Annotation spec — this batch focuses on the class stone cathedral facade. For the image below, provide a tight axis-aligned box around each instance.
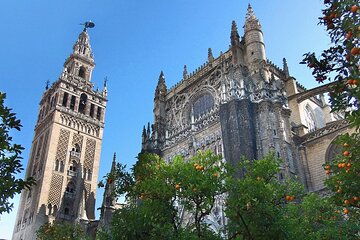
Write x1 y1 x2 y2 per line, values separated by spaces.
12 29 107 240
141 4 351 229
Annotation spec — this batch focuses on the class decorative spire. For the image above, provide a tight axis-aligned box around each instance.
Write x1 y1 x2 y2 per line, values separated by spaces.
283 58 289 78
155 71 167 99
183 65 188 80
231 21 240 47
244 4 261 32
147 122 151 137
111 152 116 172
72 30 94 60
246 4 255 20
208 48 214 62
45 79 50 90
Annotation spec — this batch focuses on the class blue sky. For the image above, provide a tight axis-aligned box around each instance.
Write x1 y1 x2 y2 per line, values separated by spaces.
0 0 329 238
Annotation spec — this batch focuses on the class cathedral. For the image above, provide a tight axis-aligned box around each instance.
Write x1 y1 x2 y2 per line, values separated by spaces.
12 4 352 240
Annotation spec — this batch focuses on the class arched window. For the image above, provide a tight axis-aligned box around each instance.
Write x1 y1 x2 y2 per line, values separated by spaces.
55 160 59 171
60 161 64 172
192 93 214 120
304 104 316 132
78 93 88 114
53 205 58 216
64 207 70 215
48 204 52 215
66 181 75 193
79 66 86 78
325 141 341 163
87 169 92 181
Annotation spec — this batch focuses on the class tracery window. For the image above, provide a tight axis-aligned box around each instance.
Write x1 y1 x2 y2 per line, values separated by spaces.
193 93 214 119
304 104 316 132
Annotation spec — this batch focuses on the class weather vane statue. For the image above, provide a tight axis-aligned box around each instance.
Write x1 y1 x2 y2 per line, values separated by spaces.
81 21 95 32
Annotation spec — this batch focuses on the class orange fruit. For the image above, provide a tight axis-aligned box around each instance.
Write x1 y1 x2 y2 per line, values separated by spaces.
347 79 354 85
353 79 358 85
324 165 331 170
175 184 181 190
347 163 352 168
343 209 349 214
351 47 360 55
343 143 349 147
326 170 331 174
346 31 353 39
213 172 219 177
353 196 359 201
350 5 358 13
344 199 350 205
343 151 350 156
337 189 342 193
338 163 342 168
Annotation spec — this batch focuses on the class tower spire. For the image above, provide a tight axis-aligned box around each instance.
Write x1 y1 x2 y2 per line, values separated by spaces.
208 48 214 62
230 21 240 47
183 65 188 80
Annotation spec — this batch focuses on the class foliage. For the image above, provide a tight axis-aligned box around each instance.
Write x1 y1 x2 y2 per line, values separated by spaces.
0 92 35 214
285 193 360 240
225 154 303 240
301 0 359 125
36 221 90 240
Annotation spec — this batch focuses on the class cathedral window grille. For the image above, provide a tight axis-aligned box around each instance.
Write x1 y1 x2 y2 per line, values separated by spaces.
79 66 86 79
193 93 214 120
78 93 88 114
70 95 76 110
62 92 68 107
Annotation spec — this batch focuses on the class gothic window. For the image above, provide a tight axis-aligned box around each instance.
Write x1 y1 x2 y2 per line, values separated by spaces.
48 204 52 215
62 92 68 107
90 104 95 118
87 169 92 181
64 207 70 215
55 160 59 171
325 141 341 163
70 95 76 110
78 93 88 114
53 205 58 216
79 66 86 79
192 93 214 119
60 161 64 172
96 107 102 121
66 181 75 193
69 160 78 172
304 104 316 132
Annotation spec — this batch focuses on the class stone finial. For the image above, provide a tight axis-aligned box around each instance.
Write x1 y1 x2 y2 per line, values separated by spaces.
283 58 289 78
231 21 240 47
208 48 214 62
246 4 255 20
183 65 188 79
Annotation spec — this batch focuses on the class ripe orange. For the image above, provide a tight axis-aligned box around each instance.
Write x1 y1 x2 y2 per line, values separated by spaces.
346 53 351 61
347 163 352 168
324 165 331 170
350 5 358 13
353 79 358 85
346 31 353 40
351 47 360 55
175 184 181 190
343 150 350 157
341 163 346 168
337 189 342 193
326 170 331 174
353 196 359 201
338 163 343 168
347 79 354 85
343 143 349 147
344 199 350 205
289 196 295 201
213 172 219 177
343 209 349 214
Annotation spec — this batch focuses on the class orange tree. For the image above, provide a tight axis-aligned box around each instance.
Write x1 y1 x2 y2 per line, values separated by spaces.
302 0 360 223
100 151 226 240
0 92 35 214
36 221 89 240
225 154 303 240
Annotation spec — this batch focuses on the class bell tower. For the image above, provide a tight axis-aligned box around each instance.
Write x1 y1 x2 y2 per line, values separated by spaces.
12 24 107 240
